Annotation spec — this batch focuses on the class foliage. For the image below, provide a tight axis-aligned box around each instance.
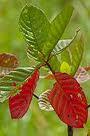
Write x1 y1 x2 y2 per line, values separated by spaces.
0 0 90 136
9 69 39 119
19 5 73 60
48 72 88 128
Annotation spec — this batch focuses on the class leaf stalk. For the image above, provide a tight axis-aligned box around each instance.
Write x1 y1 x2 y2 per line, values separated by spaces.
68 126 73 136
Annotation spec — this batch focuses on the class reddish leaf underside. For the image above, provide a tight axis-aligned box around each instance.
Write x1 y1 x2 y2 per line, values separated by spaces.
9 69 39 119
48 72 88 128
0 53 19 68
0 53 19 77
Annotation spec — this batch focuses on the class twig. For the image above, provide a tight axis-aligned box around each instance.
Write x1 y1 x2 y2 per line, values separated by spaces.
87 105 90 108
68 126 73 136
33 93 39 99
44 61 55 75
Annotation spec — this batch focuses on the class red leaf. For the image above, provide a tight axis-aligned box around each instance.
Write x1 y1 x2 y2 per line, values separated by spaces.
9 69 39 119
48 72 88 128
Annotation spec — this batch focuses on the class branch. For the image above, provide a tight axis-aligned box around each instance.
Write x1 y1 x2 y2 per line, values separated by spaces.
33 93 39 99
68 126 73 136
87 105 90 109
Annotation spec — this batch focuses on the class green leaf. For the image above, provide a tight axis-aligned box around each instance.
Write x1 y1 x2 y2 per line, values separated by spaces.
19 5 50 61
0 91 10 103
60 61 71 74
42 5 74 55
49 31 84 76
27 45 40 61
61 35 84 76
0 67 34 92
52 39 71 54
50 39 72 71
19 5 73 61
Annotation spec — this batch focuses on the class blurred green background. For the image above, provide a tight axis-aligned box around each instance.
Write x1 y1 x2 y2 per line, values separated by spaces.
0 0 90 136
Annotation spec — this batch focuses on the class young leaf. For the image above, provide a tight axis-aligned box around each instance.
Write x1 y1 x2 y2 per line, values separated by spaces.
19 5 73 61
9 69 39 119
38 90 53 111
48 72 88 128
0 53 19 77
0 67 35 92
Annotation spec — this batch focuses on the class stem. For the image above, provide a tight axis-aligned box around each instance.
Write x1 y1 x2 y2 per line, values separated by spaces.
45 62 74 136
45 61 55 75
87 105 90 108
36 62 46 70
33 93 39 99
46 62 74 136
68 126 73 136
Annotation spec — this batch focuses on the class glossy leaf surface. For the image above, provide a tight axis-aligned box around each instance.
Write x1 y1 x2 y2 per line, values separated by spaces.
49 32 84 75
19 5 73 61
48 72 88 128
0 67 35 92
9 69 39 119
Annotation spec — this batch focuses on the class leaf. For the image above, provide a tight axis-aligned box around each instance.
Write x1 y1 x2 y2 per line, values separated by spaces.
38 90 53 111
45 5 73 55
49 31 84 75
19 5 73 61
52 39 71 55
9 69 39 119
0 53 19 102
0 53 19 77
0 67 35 92
60 61 71 74
48 72 88 128
45 66 90 83
0 53 19 68
19 5 50 61
0 91 10 103
74 67 90 83
44 73 55 80
27 45 40 62
60 35 84 76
